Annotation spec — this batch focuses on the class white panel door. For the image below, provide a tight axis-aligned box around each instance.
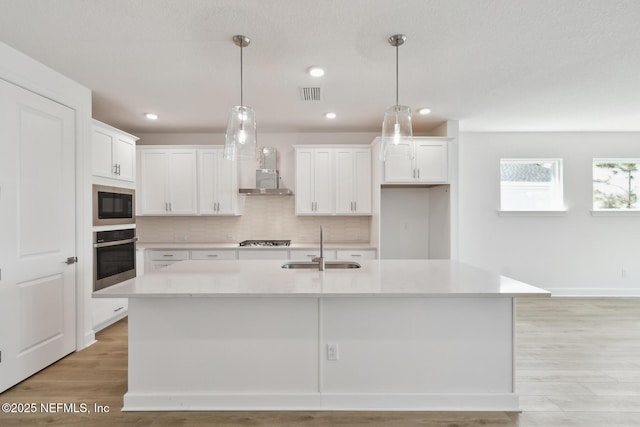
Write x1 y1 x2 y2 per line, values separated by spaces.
92 127 114 178
353 149 372 214
384 141 414 182
198 150 217 214
214 150 237 215
168 150 197 215
414 141 448 183
335 149 355 214
139 150 169 215
295 149 314 214
0 78 76 393
113 136 135 182
313 149 334 214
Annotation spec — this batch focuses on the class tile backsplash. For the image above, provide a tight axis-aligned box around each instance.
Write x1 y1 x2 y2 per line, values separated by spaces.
136 196 370 243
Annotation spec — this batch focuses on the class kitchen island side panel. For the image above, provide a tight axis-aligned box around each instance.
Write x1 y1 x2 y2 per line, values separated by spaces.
127 297 320 394
124 295 517 411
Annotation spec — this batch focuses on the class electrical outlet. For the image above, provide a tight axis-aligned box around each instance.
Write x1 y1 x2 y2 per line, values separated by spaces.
327 343 339 361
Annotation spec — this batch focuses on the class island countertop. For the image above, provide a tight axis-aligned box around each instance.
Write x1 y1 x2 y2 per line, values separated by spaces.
93 259 550 298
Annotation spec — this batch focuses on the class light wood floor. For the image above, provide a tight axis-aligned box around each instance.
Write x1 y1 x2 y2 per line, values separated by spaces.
1 298 639 426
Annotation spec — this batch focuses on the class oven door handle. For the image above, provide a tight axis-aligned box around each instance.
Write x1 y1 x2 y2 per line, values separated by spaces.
94 237 138 248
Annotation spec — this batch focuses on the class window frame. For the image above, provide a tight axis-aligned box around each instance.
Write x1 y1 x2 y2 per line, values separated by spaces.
592 157 640 215
498 158 566 215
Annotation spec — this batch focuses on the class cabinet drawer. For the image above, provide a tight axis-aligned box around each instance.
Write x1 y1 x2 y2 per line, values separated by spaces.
148 250 190 261
191 250 237 260
289 249 336 260
335 249 376 260
237 249 289 260
149 260 182 271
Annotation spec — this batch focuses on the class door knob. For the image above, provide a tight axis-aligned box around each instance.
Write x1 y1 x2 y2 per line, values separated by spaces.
65 256 78 265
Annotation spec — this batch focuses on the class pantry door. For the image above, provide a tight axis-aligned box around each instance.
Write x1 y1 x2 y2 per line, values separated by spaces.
0 78 77 393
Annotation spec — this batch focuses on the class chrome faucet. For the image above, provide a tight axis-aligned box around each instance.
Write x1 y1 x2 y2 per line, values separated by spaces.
312 224 325 271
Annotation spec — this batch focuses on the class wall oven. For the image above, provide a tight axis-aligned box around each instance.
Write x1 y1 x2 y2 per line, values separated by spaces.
94 228 137 291
93 184 135 226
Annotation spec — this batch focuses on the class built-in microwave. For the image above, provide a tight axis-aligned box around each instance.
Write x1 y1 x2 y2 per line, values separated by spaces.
93 184 135 226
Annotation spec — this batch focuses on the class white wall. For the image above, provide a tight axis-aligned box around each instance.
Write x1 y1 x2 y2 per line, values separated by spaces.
459 132 640 296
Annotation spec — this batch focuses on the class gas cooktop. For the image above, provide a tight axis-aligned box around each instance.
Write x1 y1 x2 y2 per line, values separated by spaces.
238 240 291 247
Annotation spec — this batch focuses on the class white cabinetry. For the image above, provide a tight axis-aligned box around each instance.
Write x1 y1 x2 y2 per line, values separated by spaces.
92 298 127 331
384 138 448 184
146 249 190 272
336 249 377 260
295 145 372 216
335 148 372 214
237 249 290 260
198 149 238 215
138 149 197 215
289 249 337 260
92 120 137 182
295 148 334 215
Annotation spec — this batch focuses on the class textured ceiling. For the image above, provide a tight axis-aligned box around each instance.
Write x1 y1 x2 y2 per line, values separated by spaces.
1 0 640 135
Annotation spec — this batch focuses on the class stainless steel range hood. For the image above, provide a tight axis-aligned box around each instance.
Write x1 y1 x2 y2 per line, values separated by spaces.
239 147 293 195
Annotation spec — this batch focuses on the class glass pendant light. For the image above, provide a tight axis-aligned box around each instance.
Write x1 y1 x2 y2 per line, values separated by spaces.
224 35 258 161
380 34 413 161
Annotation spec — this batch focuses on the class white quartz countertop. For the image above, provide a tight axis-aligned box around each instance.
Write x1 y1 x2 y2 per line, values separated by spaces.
94 259 550 298
137 242 375 250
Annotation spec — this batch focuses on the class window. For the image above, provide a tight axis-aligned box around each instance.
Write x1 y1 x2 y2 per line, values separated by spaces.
500 159 563 211
593 159 639 210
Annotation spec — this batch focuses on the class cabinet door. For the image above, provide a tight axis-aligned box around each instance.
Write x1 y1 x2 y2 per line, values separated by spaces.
335 149 355 214
353 149 372 214
92 127 115 178
414 141 448 183
113 136 136 182
168 150 197 214
139 150 169 215
295 149 314 214
313 149 334 214
384 140 414 182
198 150 217 215
214 150 238 215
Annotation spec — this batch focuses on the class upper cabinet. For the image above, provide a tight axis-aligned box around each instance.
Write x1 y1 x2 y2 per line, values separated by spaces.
335 148 372 215
295 145 372 216
136 146 239 216
92 120 138 182
383 138 448 184
295 147 334 215
198 148 239 215
137 148 198 215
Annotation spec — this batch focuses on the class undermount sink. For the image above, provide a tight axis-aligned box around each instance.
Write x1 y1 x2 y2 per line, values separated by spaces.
281 261 361 269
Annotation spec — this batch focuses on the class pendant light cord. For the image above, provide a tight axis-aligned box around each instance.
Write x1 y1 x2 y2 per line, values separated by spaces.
395 42 399 106
240 42 244 107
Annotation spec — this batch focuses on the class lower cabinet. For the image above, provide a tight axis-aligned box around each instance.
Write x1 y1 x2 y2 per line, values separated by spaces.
144 247 377 272
92 298 127 331
336 249 377 260
289 249 337 260
237 249 290 260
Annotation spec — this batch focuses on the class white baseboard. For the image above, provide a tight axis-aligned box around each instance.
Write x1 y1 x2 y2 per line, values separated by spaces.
123 392 520 412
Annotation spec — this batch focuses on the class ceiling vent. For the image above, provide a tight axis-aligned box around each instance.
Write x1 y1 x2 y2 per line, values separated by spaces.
299 86 321 101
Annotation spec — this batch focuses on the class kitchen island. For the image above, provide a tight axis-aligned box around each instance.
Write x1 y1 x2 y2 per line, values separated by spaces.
93 259 550 412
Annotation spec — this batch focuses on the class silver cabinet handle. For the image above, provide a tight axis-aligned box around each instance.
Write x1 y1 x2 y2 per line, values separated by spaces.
169 202 172 212
351 254 362 257
417 168 420 179
165 202 168 212
354 201 357 212
117 164 121 175
113 164 118 175
114 306 124 312
207 254 218 257
163 254 174 257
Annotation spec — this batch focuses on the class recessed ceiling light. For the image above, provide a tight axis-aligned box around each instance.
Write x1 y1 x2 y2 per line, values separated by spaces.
308 67 325 77
417 108 431 115
145 113 159 120
325 112 336 119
